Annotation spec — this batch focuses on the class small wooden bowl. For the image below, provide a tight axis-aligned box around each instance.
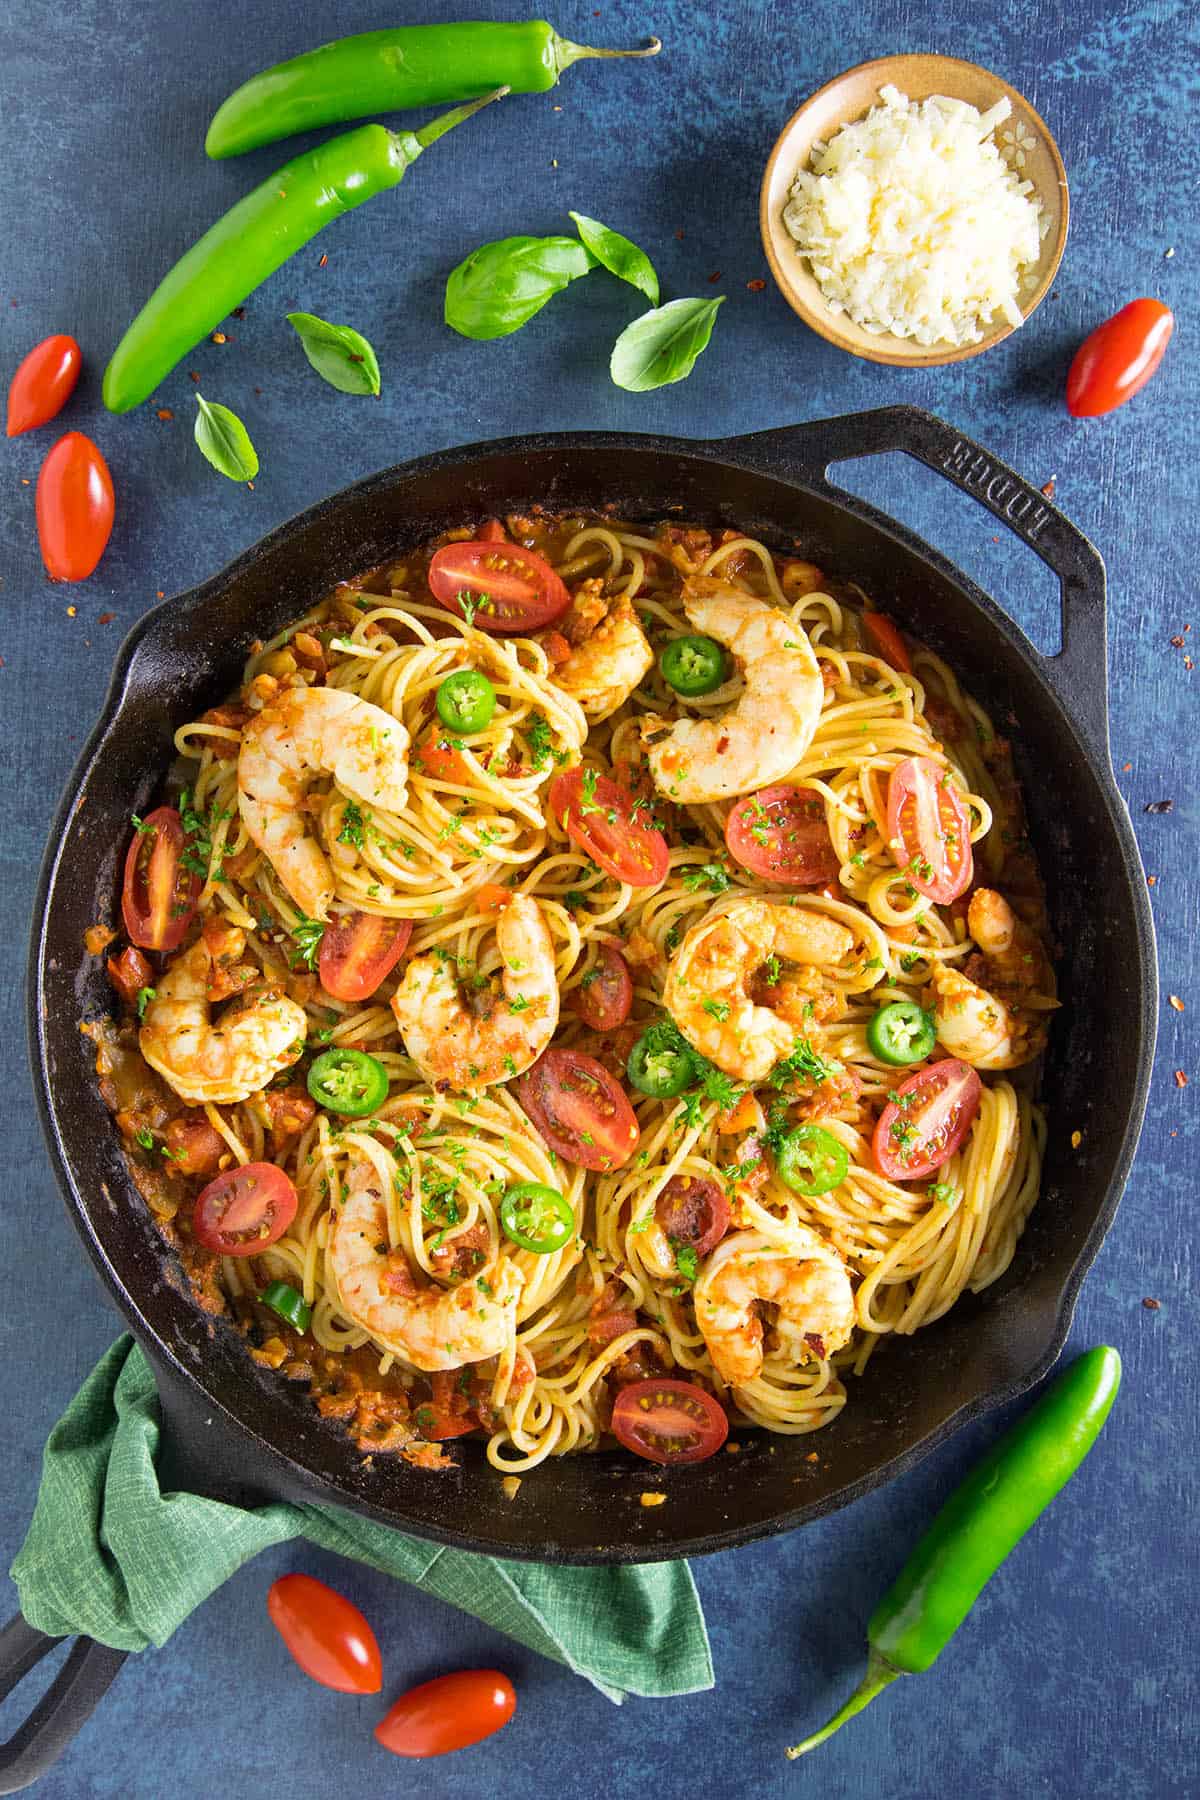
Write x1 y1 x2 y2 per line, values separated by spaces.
760 54 1069 367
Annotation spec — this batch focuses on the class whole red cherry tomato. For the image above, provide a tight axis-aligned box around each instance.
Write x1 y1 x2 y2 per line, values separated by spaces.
7 334 82 436
36 431 114 581
374 1669 516 1758
267 1574 382 1693
1066 298 1174 417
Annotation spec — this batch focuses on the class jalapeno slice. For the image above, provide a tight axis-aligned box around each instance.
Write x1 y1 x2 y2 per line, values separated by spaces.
627 1031 696 1098
659 634 727 697
776 1124 849 1196
436 669 496 734
307 1047 389 1117
262 1279 312 1333
500 1182 575 1254
867 1001 937 1067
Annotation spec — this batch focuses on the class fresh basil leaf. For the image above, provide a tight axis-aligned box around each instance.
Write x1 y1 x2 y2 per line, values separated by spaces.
445 235 595 341
569 212 659 306
193 395 259 481
610 296 725 393
286 311 380 396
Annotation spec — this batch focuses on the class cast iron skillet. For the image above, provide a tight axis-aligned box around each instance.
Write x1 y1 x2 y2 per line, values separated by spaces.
3 407 1156 1791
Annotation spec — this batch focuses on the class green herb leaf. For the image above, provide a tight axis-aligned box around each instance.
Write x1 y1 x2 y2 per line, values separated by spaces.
610 296 724 393
193 395 258 482
289 914 326 972
569 212 659 305
445 235 595 341
286 311 381 396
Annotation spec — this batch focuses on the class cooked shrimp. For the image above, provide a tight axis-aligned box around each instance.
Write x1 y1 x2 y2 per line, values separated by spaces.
694 1228 855 1388
330 1164 522 1372
550 593 653 721
140 938 306 1104
926 889 1057 1070
390 893 559 1089
238 686 410 919
640 578 824 802
663 897 855 1083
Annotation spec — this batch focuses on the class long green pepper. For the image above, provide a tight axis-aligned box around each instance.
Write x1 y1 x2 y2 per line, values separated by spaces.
205 20 661 159
787 1345 1122 1758
103 89 507 414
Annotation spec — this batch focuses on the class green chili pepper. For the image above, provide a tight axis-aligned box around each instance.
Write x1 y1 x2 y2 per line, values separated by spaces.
776 1124 848 1196
307 1047 389 1117
867 1000 937 1066
103 90 507 414
205 22 662 159
660 635 727 697
261 1280 312 1333
436 669 497 734
500 1182 575 1254
627 1031 695 1098
786 1345 1122 1759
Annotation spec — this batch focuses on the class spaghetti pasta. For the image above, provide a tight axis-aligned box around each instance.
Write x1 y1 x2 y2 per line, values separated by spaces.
93 510 1054 1477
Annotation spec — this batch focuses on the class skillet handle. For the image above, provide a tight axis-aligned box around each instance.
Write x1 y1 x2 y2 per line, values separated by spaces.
0 1614 127 1794
721 405 1110 762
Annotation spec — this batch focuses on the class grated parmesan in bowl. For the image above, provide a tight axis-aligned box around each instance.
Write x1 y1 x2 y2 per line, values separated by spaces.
782 84 1049 348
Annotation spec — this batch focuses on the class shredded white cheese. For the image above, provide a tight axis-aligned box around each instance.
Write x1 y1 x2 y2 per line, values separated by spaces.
783 85 1047 347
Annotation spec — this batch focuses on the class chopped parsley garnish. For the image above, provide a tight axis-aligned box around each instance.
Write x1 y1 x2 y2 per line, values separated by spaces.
770 1036 841 1090
762 955 781 986
338 799 366 850
134 1127 156 1151
929 1183 958 1205
578 766 601 816
178 787 225 880
136 985 157 1019
701 998 731 1023
682 861 732 895
672 1241 699 1283
289 914 326 972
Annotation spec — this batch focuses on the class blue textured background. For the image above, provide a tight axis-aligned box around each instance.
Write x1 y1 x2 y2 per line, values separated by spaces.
2 2 1196 1795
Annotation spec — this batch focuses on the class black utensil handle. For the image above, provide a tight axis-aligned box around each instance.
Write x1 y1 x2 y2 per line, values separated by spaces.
0 1614 127 1795
724 406 1110 759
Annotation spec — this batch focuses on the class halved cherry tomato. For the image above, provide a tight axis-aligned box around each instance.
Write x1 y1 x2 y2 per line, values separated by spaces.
873 1059 982 1181
375 1669 516 1759
516 1047 640 1172
415 732 470 783
318 910 412 1002
654 1174 730 1258
193 1162 298 1255
7 333 82 437
725 784 838 887
477 517 507 542
862 611 912 673
121 806 202 951
1066 298 1174 418
428 539 568 633
550 767 669 888
572 942 633 1030
415 1371 479 1441
611 1378 729 1465
35 430 114 582
886 757 973 905
267 1574 382 1694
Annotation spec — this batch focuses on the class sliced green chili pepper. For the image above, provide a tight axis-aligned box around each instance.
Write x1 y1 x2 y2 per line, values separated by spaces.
500 1182 575 1254
262 1280 312 1333
205 22 662 159
627 1030 695 1098
660 635 727 697
307 1048 389 1117
867 1000 937 1066
436 669 496 734
776 1124 848 1196
104 91 507 414
786 1345 1122 1759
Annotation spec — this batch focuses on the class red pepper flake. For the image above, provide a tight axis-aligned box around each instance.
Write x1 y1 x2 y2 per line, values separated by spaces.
1121 762 1132 772
20 478 29 486
675 228 685 240
1174 1069 1188 1088
156 590 164 599
156 407 174 422
1147 874 1157 886
707 270 722 282
232 306 246 320
98 612 115 624
1170 635 1185 648
318 253 328 267
746 278 766 291
1142 1297 1161 1311
1041 476 1057 498
188 370 200 383
1184 656 1194 670
1168 995 1185 1012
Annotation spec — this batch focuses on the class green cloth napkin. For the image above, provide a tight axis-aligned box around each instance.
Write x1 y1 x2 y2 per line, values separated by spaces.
10 1338 713 1704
